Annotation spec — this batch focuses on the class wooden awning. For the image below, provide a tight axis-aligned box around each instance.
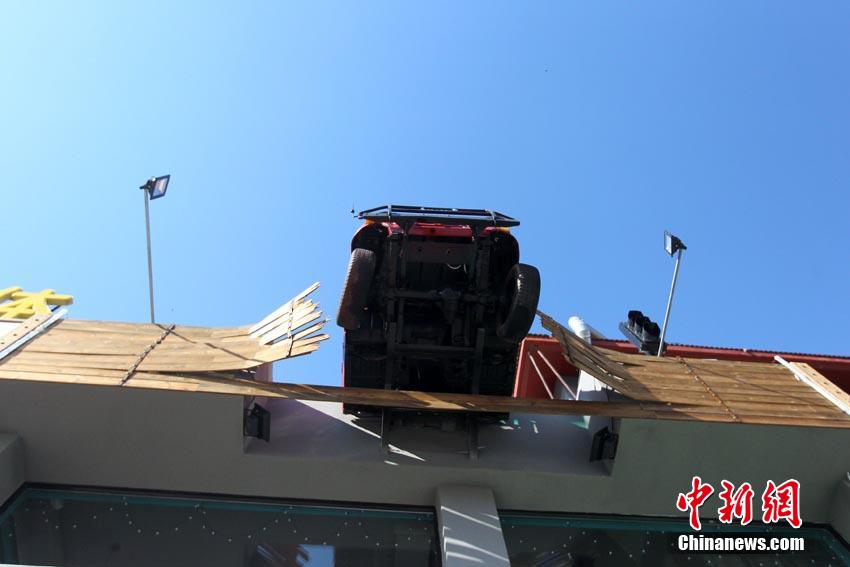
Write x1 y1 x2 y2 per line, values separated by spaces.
0 284 329 384
0 293 848 429
539 311 850 429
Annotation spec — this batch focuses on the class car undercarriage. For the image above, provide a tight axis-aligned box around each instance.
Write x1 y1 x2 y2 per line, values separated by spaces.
337 205 541 456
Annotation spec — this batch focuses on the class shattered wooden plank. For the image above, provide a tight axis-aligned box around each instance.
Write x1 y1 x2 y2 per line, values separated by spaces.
1 284 328 375
539 311 850 428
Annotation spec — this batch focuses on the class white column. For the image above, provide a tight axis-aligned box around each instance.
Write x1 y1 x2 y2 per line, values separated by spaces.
435 485 510 567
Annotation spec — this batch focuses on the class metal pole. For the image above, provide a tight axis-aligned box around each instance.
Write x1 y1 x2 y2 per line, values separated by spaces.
143 189 155 323
657 248 683 357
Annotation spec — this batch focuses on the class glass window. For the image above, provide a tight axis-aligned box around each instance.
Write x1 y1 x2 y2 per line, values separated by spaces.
501 513 850 566
0 488 440 566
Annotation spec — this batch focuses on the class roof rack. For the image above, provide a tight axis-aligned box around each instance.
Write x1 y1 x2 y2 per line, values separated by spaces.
357 205 520 228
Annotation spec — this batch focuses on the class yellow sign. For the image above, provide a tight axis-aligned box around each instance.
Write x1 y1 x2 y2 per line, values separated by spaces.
0 287 74 319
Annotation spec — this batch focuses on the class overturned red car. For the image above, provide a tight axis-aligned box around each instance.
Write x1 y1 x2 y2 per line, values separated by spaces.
337 205 540 415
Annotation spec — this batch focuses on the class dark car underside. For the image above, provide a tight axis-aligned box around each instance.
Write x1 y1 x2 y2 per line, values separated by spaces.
337 206 541 417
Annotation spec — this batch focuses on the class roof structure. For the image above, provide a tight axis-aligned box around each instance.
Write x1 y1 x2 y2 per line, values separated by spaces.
1 285 849 430
538 311 850 429
0 284 328 386
593 339 850 394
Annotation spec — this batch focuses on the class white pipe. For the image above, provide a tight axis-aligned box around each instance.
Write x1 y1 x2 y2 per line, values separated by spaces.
565 316 610 428
567 316 606 343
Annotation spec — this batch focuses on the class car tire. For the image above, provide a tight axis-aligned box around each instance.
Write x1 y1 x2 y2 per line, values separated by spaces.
497 263 541 343
337 248 377 330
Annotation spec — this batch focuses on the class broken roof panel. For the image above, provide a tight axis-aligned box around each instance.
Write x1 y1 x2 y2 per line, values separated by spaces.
0 283 328 379
539 311 850 429
1 291 849 429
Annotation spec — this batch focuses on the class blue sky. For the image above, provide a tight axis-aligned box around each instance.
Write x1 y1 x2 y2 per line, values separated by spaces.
3 2 848 386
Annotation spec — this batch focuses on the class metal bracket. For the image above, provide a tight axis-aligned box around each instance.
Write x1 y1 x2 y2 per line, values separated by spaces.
244 403 271 442
590 426 619 461
466 327 486 460
0 309 67 363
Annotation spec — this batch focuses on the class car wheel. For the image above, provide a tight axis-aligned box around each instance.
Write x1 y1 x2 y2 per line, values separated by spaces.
337 248 377 330
497 263 541 342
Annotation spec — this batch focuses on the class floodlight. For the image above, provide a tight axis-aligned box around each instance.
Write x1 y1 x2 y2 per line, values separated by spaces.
664 231 686 256
143 175 170 200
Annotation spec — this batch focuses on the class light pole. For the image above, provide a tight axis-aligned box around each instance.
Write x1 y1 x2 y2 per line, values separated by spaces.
139 175 170 323
658 230 686 357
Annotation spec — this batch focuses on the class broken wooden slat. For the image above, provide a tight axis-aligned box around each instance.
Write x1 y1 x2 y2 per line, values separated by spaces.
539 311 850 428
775 356 850 417
0 365 848 428
538 311 643 397
249 282 320 336
1 285 327 376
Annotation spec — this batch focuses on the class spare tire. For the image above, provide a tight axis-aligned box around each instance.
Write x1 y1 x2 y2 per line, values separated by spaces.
337 248 377 330
497 263 541 343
